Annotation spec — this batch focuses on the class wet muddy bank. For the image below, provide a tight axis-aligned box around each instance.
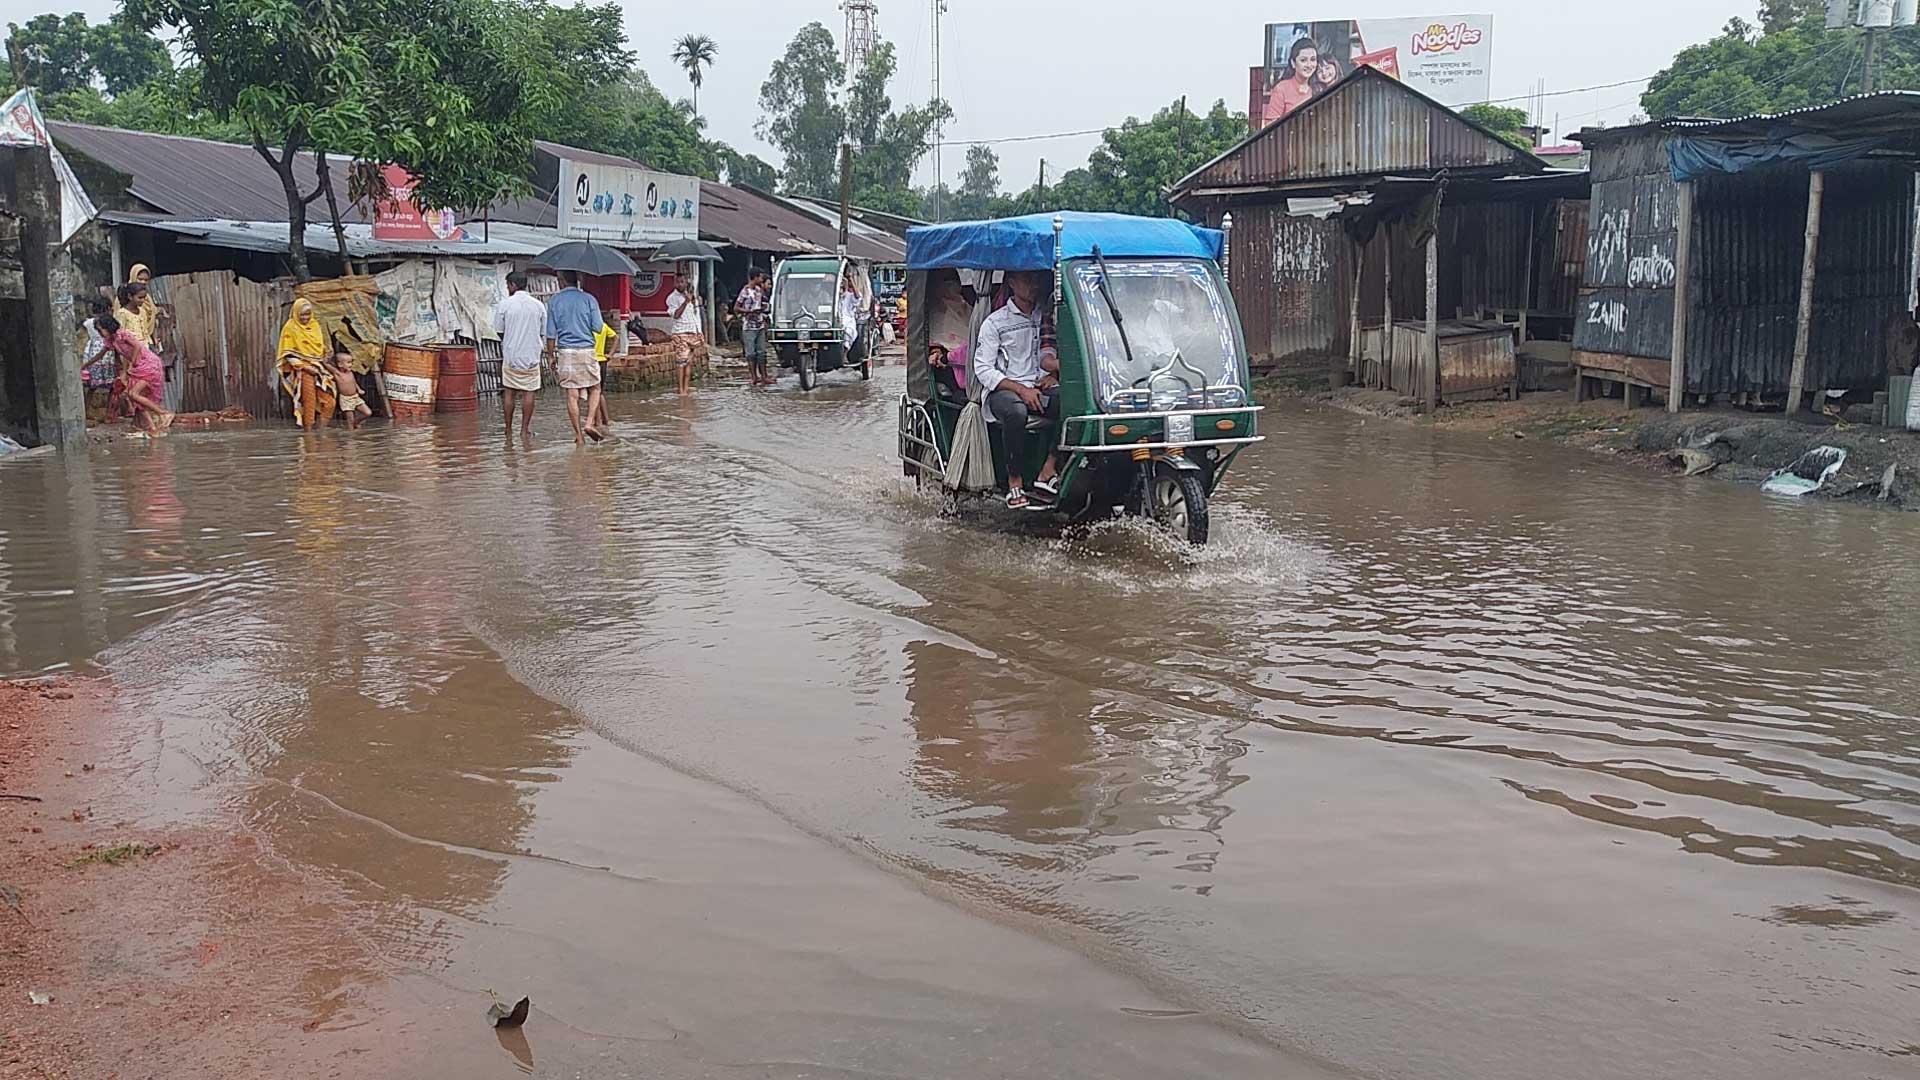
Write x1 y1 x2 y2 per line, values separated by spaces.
1264 373 1920 509
0 678 421 1079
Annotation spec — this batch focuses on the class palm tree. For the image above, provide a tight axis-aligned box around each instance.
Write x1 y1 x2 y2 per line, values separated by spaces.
672 34 718 119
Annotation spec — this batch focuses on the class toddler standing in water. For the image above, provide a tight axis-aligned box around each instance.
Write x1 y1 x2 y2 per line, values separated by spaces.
332 353 371 430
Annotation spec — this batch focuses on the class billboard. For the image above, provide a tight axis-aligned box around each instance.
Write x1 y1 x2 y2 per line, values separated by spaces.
560 158 700 246
371 164 466 243
1259 15 1494 129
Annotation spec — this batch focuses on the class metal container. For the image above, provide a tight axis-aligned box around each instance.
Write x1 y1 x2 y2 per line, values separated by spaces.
434 345 479 414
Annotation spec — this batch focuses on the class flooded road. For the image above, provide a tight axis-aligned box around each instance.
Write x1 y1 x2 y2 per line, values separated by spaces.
3 369 1918 1079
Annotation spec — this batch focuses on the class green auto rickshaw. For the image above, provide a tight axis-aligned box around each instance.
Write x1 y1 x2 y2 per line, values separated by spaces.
896 211 1261 545
770 253 879 390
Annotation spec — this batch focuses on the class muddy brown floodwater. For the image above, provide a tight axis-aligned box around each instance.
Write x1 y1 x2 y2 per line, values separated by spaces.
3 368 1918 1079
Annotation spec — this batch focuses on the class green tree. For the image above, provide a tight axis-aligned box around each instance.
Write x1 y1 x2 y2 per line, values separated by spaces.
948 143 1002 221
1459 104 1534 151
757 23 844 197
758 23 949 202
1640 4 1913 119
671 33 716 119
713 144 777 188
1048 98 1248 218
6 12 169 95
126 0 561 279
846 40 949 211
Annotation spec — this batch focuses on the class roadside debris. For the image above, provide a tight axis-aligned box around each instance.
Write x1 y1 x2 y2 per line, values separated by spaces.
486 992 531 1028
1 882 32 927
1668 447 1720 476
67 842 161 868
27 990 51 1005
1880 464 1898 501
1762 446 1847 496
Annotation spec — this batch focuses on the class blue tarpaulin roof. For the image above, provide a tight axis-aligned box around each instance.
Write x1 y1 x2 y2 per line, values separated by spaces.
906 212 1223 271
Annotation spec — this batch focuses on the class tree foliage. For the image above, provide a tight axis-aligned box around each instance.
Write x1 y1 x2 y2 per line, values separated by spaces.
1040 99 1247 218
1459 104 1533 151
671 33 715 117
758 23 949 204
1640 2 1916 120
946 143 1001 221
5 11 169 95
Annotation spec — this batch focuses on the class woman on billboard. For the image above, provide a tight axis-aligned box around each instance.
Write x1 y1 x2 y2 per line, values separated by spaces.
1263 34 1322 125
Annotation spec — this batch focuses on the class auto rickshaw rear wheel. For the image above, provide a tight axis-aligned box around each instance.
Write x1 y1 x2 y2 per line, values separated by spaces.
1150 465 1209 546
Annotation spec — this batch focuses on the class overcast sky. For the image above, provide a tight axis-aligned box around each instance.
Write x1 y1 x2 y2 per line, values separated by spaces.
7 0 1747 190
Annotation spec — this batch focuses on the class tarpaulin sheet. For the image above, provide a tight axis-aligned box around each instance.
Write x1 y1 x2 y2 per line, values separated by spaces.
295 275 384 373
907 211 1223 271
375 260 439 344
1667 131 1884 182
432 259 507 342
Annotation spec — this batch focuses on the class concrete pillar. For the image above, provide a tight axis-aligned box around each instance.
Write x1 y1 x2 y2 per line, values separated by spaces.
15 145 85 449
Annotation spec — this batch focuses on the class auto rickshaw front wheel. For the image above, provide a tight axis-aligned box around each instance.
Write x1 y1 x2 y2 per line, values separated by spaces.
798 349 818 391
1148 464 1209 546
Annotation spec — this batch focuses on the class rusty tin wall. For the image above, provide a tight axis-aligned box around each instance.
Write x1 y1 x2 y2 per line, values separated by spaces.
1227 195 1578 363
1229 202 1354 361
1688 160 1915 396
153 271 291 417
1191 72 1532 191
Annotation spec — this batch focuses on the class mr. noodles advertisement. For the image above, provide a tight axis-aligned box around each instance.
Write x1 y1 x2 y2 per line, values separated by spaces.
1258 15 1493 128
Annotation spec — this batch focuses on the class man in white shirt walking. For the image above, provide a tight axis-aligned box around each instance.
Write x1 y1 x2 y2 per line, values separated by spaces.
665 265 703 398
494 271 547 438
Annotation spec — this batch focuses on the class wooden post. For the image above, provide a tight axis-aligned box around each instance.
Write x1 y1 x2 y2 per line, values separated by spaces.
1424 229 1439 413
1348 236 1363 378
1667 180 1695 414
1381 223 1394 390
1786 170 1825 416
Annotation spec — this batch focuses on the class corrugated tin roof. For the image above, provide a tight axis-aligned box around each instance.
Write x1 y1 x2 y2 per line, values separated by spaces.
100 211 560 258
776 194 908 259
53 119 897 260
1173 66 1545 200
1576 91 1920 146
49 120 355 222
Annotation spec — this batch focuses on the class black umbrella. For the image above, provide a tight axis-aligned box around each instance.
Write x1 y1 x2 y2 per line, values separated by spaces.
648 237 723 263
533 240 640 276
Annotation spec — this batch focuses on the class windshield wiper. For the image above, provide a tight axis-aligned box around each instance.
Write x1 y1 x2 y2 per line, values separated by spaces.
1090 245 1138 376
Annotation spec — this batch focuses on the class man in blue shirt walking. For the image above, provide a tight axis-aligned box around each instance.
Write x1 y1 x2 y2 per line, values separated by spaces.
544 270 608 445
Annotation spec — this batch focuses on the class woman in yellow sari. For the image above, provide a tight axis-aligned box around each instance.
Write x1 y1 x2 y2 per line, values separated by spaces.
277 298 338 428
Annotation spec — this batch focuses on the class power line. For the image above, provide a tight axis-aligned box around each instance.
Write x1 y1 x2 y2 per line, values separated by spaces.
938 126 1105 148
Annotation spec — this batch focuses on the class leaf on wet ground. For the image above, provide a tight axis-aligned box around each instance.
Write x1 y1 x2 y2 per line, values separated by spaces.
0 883 32 928
67 842 161 868
486 995 531 1028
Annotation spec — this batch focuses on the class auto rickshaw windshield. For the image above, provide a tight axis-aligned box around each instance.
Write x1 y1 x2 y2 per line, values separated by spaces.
777 273 837 324
1070 259 1245 412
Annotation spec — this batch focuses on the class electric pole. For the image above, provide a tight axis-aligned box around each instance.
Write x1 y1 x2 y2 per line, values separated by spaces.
930 0 946 222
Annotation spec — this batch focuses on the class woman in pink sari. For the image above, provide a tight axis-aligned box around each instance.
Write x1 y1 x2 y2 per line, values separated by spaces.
85 313 172 433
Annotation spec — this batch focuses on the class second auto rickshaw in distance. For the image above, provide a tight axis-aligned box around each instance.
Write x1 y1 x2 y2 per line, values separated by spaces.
770 254 879 390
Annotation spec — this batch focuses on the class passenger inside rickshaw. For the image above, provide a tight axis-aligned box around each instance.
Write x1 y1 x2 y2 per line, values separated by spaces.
925 269 973 403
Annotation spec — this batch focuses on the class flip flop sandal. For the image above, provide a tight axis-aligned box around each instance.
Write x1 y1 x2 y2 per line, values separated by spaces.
1005 489 1030 510
1033 477 1060 498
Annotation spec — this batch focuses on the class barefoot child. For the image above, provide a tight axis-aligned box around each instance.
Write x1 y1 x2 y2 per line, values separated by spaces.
86 313 172 434
332 353 371 429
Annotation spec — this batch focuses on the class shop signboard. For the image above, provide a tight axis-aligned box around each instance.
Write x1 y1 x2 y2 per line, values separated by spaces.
372 164 466 242
1258 15 1494 130
560 158 700 245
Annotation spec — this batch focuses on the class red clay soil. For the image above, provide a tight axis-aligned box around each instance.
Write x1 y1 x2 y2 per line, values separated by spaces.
0 679 414 1079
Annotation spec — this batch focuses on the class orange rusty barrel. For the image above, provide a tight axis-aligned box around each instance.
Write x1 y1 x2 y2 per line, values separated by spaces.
382 344 437 421
434 345 478 413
